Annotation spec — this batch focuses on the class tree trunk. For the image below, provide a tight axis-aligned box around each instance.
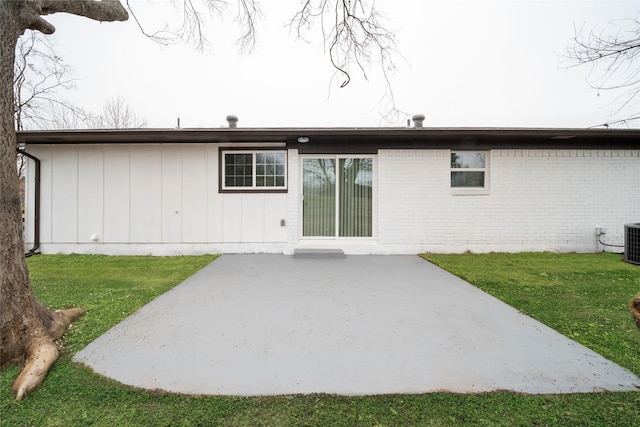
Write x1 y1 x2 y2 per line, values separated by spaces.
0 1 83 401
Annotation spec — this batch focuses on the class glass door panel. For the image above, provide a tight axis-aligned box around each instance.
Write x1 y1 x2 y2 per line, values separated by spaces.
339 158 373 237
302 157 373 238
302 158 336 237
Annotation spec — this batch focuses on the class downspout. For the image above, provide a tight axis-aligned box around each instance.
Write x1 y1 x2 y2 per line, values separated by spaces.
16 148 40 256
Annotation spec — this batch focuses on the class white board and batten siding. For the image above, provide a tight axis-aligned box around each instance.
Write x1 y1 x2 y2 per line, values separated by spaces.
25 143 288 255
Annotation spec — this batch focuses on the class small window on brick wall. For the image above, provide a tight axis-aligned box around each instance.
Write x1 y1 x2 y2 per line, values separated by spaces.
222 150 287 191
451 151 489 193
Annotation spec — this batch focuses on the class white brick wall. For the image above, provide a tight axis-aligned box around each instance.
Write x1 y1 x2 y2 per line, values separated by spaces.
377 149 640 253
286 149 301 246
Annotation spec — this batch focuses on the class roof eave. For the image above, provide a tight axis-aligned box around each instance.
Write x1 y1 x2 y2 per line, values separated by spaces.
15 127 640 149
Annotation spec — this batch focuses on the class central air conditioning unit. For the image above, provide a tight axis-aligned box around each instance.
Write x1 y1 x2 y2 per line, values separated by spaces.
624 223 640 265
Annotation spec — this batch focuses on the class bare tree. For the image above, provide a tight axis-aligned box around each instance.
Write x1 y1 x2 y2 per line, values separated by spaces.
93 96 148 128
45 100 93 129
13 29 92 203
564 17 640 127
13 30 90 130
1 0 396 401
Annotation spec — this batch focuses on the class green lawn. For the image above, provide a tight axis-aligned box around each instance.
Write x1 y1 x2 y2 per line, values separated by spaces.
1 253 639 426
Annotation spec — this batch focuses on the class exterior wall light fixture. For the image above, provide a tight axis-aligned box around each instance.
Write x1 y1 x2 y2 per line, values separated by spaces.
297 136 310 144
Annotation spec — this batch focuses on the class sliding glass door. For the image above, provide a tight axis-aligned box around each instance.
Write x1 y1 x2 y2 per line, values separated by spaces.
302 158 336 237
302 156 374 238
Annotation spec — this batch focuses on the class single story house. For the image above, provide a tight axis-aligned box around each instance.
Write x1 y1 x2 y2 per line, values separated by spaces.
17 122 640 256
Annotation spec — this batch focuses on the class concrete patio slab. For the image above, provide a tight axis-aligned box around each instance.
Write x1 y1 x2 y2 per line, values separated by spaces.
73 255 640 395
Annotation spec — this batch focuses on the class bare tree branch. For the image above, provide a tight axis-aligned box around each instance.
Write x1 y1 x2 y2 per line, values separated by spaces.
122 1 404 122
235 0 262 53
124 0 182 47
27 15 56 34
15 0 129 36
290 1 397 86
13 31 85 130
39 0 128 21
43 100 94 129
288 1 405 124
563 17 640 122
125 0 261 52
588 114 640 129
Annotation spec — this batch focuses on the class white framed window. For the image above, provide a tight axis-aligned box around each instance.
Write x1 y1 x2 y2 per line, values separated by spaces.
450 151 490 194
222 150 287 192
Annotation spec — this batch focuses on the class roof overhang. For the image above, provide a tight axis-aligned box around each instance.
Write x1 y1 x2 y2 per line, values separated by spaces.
16 127 640 152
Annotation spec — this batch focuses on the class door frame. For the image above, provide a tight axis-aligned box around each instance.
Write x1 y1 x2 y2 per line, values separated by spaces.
299 154 377 240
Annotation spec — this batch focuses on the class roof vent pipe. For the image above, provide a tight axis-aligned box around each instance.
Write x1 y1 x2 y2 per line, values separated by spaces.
412 114 425 128
226 115 238 128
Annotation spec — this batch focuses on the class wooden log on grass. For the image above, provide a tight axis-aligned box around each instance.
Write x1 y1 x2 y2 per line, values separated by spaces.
631 294 640 330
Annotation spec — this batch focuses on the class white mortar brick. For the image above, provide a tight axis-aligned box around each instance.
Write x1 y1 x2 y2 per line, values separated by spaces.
377 149 639 253
286 149 300 244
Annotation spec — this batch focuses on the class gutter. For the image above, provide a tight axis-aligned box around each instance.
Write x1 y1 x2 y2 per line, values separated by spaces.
17 148 40 257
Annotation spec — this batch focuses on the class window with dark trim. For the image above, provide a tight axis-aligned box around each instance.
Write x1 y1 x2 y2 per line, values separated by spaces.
222 150 287 191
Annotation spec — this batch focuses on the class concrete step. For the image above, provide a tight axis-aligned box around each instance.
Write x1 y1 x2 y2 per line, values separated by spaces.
293 249 345 259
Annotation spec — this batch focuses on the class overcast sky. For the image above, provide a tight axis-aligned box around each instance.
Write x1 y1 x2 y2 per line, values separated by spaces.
44 0 640 129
